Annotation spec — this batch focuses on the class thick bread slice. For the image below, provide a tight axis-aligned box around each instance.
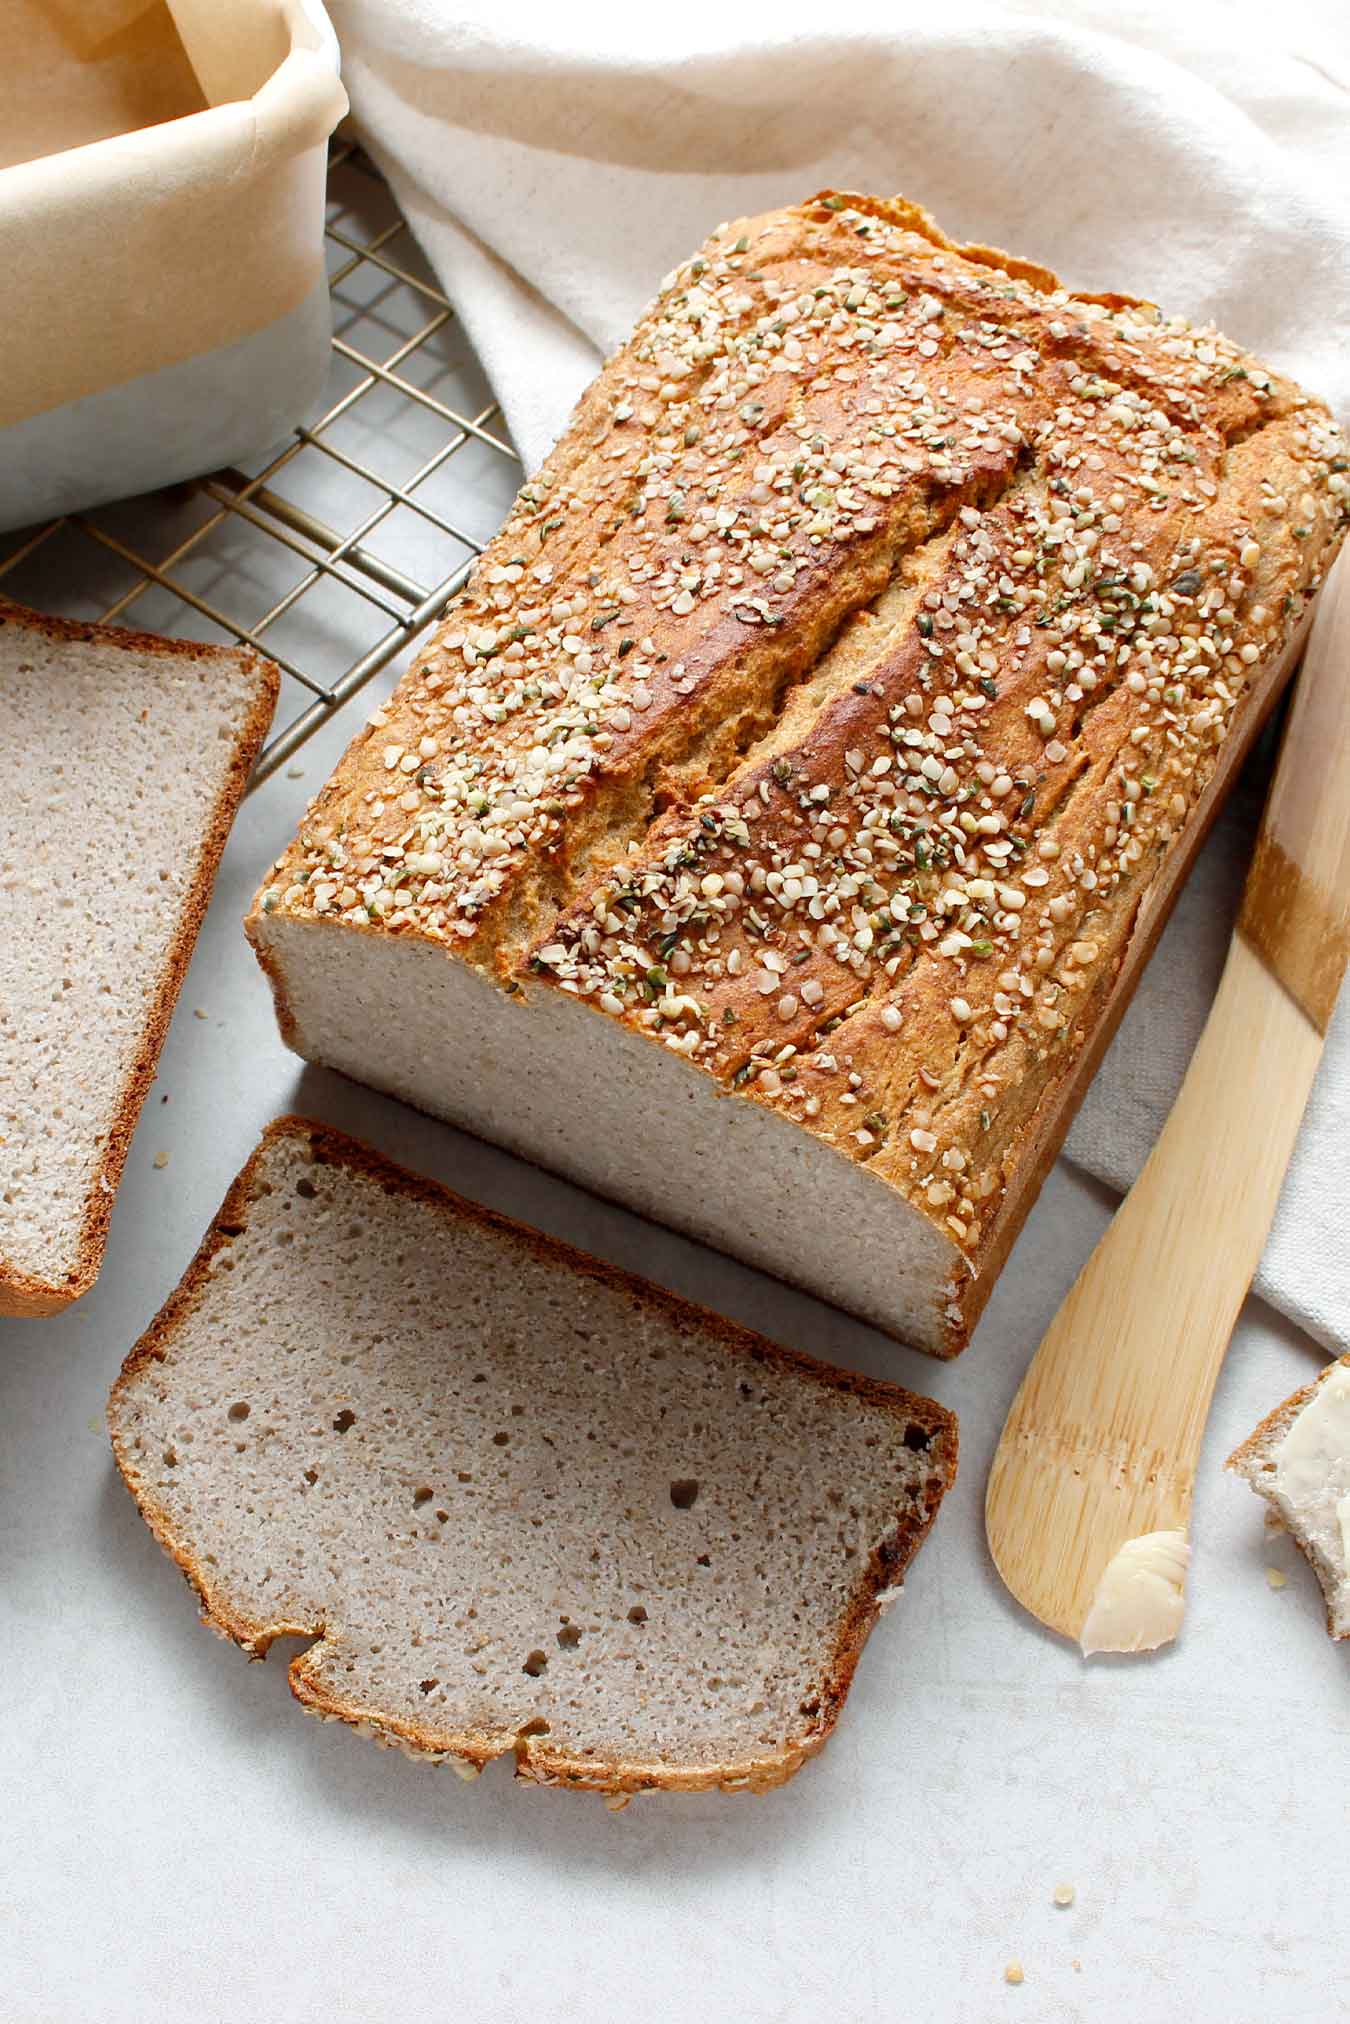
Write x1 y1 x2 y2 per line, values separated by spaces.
0 602 277 1316
248 190 1349 1356
1227 1355 1350 1641
107 1117 958 1796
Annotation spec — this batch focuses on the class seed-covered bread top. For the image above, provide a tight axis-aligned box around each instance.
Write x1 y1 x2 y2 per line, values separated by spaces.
254 192 1348 1272
108 1118 958 1794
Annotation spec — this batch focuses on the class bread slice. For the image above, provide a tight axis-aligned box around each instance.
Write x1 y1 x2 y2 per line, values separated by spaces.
247 190 1349 1356
0 602 277 1315
107 1116 958 1795
1227 1355 1350 1641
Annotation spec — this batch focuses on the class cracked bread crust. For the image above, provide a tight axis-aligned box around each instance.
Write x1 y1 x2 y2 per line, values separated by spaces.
249 191 1349 1353
108 1116 959 1795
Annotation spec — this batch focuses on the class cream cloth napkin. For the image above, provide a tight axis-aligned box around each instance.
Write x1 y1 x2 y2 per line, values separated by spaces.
327 0 1350 1349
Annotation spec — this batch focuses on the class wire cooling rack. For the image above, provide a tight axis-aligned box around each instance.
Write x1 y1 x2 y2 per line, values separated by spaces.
0 138 523 789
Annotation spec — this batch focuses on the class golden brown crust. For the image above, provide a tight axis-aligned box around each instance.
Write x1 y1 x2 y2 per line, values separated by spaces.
810 190 1124 305
109 1115 958 1793
1226 1354 1350 1642
248 191 1349 1356
525 416 1339 1354
0 599 279 1317
939 601 1312 1348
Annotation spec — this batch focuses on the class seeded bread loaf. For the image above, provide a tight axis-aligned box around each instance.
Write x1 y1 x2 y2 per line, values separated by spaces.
0 602 277 1316
248 192 1349 1355
107 1117 957 1794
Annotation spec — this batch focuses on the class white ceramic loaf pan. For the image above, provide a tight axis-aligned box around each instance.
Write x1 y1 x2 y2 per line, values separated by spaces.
0 0 347 531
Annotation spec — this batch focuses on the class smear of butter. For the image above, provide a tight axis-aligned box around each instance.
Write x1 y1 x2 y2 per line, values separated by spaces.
1273 1362 1350 1574
1079 1530 1191 1656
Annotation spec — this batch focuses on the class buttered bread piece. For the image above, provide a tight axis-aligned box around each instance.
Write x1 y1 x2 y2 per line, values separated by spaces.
1229 1356 1350 1640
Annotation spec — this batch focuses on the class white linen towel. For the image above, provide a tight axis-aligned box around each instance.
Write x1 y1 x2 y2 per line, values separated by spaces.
327 0 1350 1349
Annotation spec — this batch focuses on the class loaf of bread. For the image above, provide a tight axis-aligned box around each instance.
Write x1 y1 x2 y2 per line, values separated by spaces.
248 193 1349 1355
1 602 276 1316
108 1117 957 1794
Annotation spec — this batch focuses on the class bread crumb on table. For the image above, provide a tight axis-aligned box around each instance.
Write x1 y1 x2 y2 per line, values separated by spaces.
1053 1882 1075 1907
152 1151 170 1170
1265 1565 1288 1588
1005 1961 1025 1986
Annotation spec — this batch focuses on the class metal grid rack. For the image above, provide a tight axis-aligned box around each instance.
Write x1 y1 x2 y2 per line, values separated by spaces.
0 138 523 789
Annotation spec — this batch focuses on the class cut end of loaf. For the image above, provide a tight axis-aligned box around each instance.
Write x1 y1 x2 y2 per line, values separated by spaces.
246 907 969 1353
1227 1355 1350 1642
108 1117 958 1794
0 601 278 1317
